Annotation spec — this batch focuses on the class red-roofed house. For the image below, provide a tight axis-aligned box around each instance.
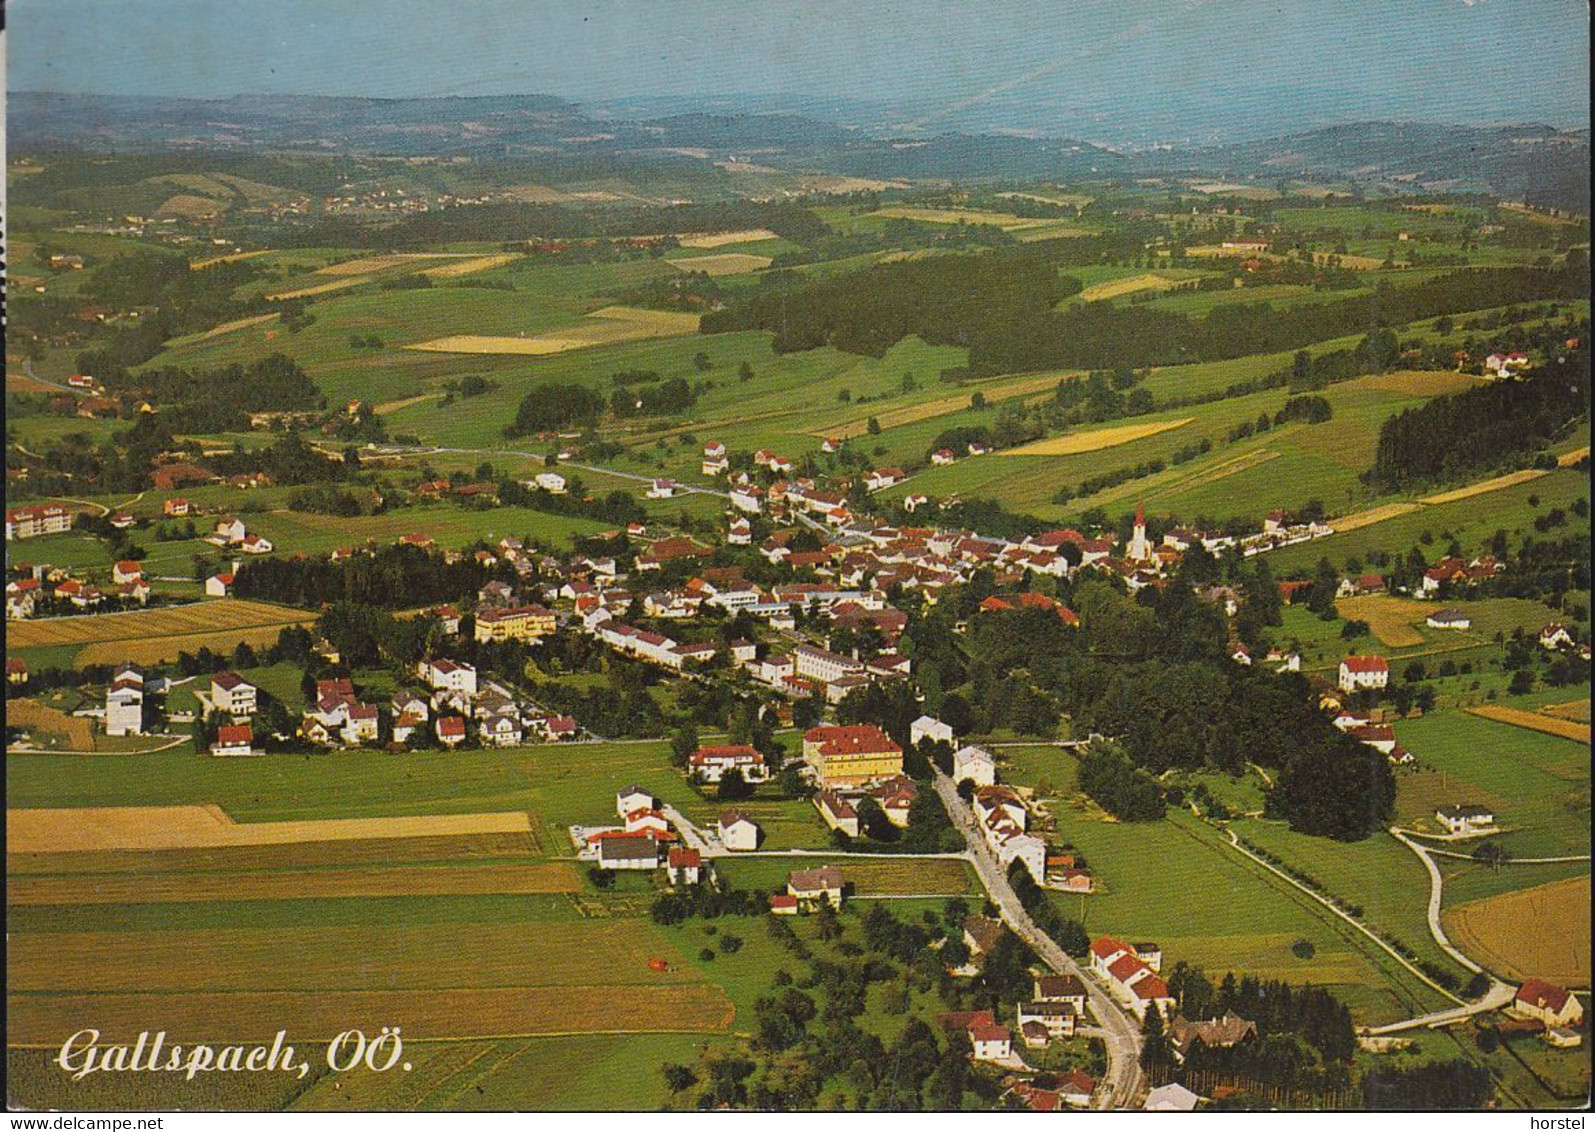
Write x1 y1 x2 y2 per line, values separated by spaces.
689 744 769 784
1338 655 1389 692
1514 980 1584 1028
667 847 703 885
211 724 255 756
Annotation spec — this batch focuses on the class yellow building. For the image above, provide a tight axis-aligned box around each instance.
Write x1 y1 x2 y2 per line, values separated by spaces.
802 724 903 787
474 604 557 644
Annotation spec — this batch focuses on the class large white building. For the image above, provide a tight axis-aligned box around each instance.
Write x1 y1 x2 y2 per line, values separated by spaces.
1338 655 1389 692
105 665 145 736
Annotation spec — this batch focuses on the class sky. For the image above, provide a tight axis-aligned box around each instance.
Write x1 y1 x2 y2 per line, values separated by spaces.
7 0 1590 127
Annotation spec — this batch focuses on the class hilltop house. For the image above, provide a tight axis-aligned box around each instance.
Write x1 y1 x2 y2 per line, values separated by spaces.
1338 655 1389 693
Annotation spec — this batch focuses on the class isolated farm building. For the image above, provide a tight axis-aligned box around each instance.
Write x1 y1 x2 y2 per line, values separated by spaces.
667 847 703 885
599 834 661 871
787 865 844 909
1514 980 1583 1028
1425 609 1471 630
931 448 957 466
1338 655 1389 692
534 471 567 493
1541 623 1576 649
209 671 257 718
717 810 760 851
1435 803 1495 834
211 724 255 756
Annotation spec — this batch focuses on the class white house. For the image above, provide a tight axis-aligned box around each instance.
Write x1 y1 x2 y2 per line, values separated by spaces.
1436 804 1495 834
1425 609 1471 630
953 744 997 788
718 810 760 851
419 658 478 697
105 666 145 736
729 485 763 513
1144 1084 1200 1112
969 1023 1013 1063
205 572 235 598
1338 655 1389 693
210 724 255 756
910 714 954 747
667 847 703 885
209 672 257 718
647 478 679 499
616 785 656 819
535 471 568 494
598 836 661 871
1514 979 1584 1028
690 744 769 784
1541 623 1575 650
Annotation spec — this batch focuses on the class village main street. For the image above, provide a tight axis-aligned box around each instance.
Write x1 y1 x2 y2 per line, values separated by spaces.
931 768 1147 1110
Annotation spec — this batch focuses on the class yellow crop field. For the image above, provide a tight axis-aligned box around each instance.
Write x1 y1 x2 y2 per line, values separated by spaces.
1444 876 1590 985
7 599 311 651
8 862 582 905
156 194 223 219
419 253 521 279
1335 594 1429 648
823 374 1066 440
872 206 1052 230
166 312 279 345
407 307 699 356
1541 699 1592 724
1312 252 1387 270
191 249 273 270
1327 501 1425 533
997 190 1095 209
265 276 371 300
8 599 315 667
675 228 778 248
669 253 772 276
1079 273 1184 302
1463 705 1590 744
315 253 471 276
1420 469 1547 505
1558 446 1589 467
1001 418 1193 457
5 805 533 853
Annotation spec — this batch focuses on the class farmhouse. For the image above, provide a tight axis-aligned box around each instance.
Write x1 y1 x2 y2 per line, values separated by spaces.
1435 803 1495 835
802 723 903 787
1540 623 1575 650
1513 980 1583 1028
1338 655 1389 693
1425 609 1472 630
964 915 1005 959
717 810 760 851
787 865 844 909
205 572 235 597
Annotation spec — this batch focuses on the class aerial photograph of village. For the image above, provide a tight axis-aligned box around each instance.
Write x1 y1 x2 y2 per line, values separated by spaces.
3 0 1590 1117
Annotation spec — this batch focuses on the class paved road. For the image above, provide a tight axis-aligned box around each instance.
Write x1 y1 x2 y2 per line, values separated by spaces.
931 768 1146 1110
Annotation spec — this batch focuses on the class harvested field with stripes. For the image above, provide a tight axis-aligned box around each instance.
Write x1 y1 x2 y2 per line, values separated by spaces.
1335 594 1430 648
1001 417 1192 457
669 252 772 276
1326 501 1425 533
7 861 581 905
824 373 1064 439
419 253 521 279
5 805 533 853
7 599 316 667
1444 876 1590 986
675 228 778 248
1420 469 1549 506
1464 705 1590 744
5 700 96 750
8 831 546 874
407 307 698 356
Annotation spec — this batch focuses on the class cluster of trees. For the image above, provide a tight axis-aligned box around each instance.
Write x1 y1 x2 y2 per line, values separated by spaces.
232 543 497 609
1078 743 1168 821
505 382 605 436
706 257 1586 379
1360 1061 1493 1110
1368 351 1590 488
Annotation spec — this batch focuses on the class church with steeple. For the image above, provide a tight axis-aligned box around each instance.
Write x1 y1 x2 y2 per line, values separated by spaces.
1126 501 1153 563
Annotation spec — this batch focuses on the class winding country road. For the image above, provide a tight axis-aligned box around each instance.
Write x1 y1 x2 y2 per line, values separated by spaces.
932 768 1146 1110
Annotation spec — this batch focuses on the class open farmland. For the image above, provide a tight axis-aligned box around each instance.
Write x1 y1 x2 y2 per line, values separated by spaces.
1421 469 1550 506
668 252 772 276
6 805 534 853
1078 272 1189 302
1001 417 1193 457
265 276 372 300
407 307 699 356
1336 594 1432 647
418 253 521 279
824 372 1065 439
6 599 315 668
5 701 97 750
716 855 977 897
1444 876 1590 986
675 228 778 248
1464 705 1590 744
